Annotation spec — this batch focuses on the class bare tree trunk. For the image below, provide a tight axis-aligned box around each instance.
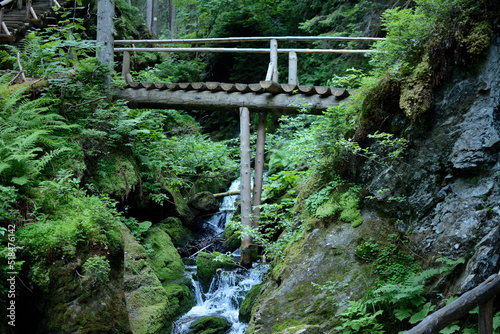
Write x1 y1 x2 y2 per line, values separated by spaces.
151 0 158 36
96 0 115 87
146 0 152 30
240 106 253 268
169 0 175 39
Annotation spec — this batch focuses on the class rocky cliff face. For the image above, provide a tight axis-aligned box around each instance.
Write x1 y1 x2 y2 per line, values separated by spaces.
248 33 500 333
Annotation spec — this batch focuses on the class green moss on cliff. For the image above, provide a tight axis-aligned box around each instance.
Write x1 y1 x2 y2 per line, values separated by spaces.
399 55 433 122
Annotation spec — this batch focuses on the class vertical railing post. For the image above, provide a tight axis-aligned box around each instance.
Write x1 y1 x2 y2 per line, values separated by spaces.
0 8 4 34
288 51 298 85
479 299 494 334
270 38 278 82
122 50 133 84
240 106 253 269
17 0 22 10
252 112 267 230
26 0 31 19
49 0 53 8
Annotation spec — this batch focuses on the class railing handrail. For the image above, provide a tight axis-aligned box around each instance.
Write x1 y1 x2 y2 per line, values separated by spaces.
407 273 500 334
113 47 374 54
116 36 383 85
114 36 385 45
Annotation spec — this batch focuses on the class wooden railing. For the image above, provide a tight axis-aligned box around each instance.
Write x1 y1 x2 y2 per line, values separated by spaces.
407 273 500 334
0 0 61 37
113 36 384 85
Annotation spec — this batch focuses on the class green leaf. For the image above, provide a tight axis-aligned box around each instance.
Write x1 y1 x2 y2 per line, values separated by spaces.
409 302 434 324
439 325 461 334
12 176 29 185
394 307 412 321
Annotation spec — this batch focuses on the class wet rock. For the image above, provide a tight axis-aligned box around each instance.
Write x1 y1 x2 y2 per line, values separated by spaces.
239 283 264 323
188 191 219 216
196 251 236 290
189 316 231 334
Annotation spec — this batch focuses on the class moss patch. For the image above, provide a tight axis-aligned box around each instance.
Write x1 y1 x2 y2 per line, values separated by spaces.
144 227 185 284
157 217 193 247
196 252 237 290
189 316 231 334
399 55 433 122
239 283 264 323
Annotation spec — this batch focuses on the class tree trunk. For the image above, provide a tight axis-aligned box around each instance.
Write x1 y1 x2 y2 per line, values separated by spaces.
96 0 115 87
146 0 152 30
169 0 175 39
151 0 158 36
252 112 267 229
240 107 253 268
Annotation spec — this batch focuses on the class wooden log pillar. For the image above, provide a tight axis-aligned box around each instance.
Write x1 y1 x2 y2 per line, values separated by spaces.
26 0 31 19
240 106 253 268
0 8 8 36
122 51 133 84
17 0 21 10
270 38 278 82
288 51 298 85
97 0 115 87
151 0 159 36
479 299 494 334
252 112 267 230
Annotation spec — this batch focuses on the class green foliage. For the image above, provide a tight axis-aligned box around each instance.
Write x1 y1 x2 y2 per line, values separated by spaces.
122 216 152 242
82 255 111 287
334 257 464 333
327 68 367 89
134 55 206 83
0 83 74 188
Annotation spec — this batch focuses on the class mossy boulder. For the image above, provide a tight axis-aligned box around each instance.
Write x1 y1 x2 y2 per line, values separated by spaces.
144 226 186 284
189 316 231 334
119 222 195 333
196 252 237 290
239 283 263 323
222 222 241 253
19 223 132 334
188 191 219 216
158 217 194 247
92 153 139 199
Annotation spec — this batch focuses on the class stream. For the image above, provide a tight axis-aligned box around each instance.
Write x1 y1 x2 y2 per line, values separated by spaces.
171 179 268 334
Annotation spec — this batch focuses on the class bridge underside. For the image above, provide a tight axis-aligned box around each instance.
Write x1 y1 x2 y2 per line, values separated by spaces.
117 85 349 114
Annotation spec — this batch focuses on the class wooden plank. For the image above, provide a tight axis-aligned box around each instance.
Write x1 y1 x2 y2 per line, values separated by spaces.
479 299 494 334
331 87 349 97
121 50 131 84
239 106 253 269
407 274 500 334
260 80 284 94
281 84 297 94
117 88 347 114
191 82 206 90
128 81 140 88
249 83 265 93
140 82 154 89
166 82 180 90
206 82 222 91
235 83 251 93
178 82 193 90
153 82 167 89
315 86 332 96
221 83 238 92
298 85 317 94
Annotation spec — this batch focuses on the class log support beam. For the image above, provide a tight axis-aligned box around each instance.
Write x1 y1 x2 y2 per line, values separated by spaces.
252 112 267 230
288 51 298 85
239 106 253 268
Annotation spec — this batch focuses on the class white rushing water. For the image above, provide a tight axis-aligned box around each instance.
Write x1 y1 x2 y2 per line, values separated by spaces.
171 178 268 334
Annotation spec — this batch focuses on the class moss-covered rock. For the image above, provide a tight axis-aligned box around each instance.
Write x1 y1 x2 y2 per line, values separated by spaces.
188 191 219 216
157 217 194 247
196 252 237 290
92 153 139 199
222 222 241 253
119 222 195 334
399 54 433 122
239 283 263 323
19 223 132 334
189 316 231 334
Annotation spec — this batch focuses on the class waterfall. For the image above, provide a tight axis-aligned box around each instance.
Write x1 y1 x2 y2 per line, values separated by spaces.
171 178 268 334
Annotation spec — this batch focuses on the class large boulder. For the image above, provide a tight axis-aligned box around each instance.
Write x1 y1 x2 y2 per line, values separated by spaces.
239 283 263 323
188 191 219 216
189 316 231 334
196 252 236 290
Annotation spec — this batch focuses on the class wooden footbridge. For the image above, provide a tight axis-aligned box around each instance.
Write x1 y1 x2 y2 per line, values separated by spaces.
0 0 66 43
111 36 384 266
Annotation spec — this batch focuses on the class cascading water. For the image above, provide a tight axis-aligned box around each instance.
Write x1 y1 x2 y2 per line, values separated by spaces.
171 179 268 334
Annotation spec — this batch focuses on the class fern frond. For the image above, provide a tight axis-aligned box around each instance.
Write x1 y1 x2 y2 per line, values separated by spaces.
32 147 70 178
